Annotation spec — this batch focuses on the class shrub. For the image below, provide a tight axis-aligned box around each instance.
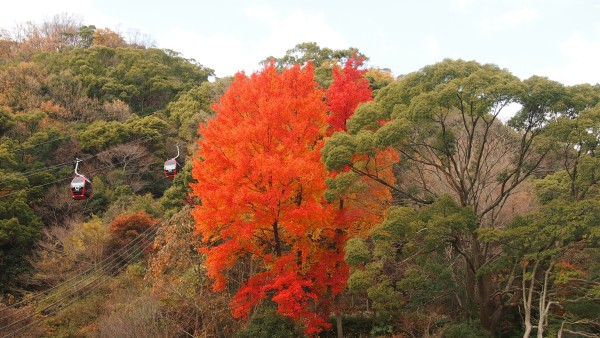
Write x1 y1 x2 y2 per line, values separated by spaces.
444 321 491 338
235 304 303 338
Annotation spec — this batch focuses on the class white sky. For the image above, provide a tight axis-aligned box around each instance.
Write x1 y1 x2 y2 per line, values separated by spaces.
1 0 599 86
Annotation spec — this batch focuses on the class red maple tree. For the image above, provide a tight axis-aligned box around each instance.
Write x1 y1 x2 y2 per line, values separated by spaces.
191 62 345 335
326 54 373 132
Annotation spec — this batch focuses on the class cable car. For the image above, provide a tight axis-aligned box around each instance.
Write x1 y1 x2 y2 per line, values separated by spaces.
70 158 92 200
70 175 93 200
163 159 178 180
164 144 180 180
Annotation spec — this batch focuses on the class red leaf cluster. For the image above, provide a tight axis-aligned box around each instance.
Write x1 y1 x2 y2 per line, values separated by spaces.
192 56 389 335
192 62 346 334
326 54 372 132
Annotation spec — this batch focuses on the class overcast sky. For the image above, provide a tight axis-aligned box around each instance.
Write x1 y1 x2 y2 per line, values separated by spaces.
1 0 599 86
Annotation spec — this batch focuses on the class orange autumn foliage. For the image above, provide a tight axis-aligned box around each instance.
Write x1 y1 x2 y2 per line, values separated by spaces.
108 211 156 250
191 62 345 335
339 149 398 237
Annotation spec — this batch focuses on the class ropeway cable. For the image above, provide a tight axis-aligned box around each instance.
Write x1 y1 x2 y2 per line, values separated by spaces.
0 157 163 199
0 219 162 318
0 229 156 338
0 134 162 186
0 221 160 337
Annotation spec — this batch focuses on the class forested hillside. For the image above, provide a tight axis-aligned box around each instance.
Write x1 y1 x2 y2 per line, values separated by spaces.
1 15 599 338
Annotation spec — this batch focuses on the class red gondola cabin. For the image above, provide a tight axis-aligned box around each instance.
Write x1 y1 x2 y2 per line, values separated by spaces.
70 175 93 200
164 159 178 180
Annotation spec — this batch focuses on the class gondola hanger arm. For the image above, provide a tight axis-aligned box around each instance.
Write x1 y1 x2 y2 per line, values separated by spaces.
170 143 180 161
74 158 83 177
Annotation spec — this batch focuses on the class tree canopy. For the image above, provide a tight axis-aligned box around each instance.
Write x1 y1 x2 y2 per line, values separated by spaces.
0 15 598 337
191 62 344 335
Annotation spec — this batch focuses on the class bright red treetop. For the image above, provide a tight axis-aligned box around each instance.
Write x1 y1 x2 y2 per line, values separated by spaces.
325 54 395 237
326 54 373 132
191 62 343 335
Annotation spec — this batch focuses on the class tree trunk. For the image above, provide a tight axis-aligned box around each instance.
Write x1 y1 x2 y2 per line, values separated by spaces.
272 220 281 257
523 323 533 338
336 312 344 338
467 234 515 335
536 261 555 338
335 199 345 338
476 259 504 333
472 238 495 333
478 273 496 332
522 260 539 338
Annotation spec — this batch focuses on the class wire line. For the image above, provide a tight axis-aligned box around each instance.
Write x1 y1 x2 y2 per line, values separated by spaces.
0 134 162 186
0 220 161 316
0 221 162 337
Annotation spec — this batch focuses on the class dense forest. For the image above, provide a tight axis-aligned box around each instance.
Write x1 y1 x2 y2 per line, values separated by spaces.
0 14 598 338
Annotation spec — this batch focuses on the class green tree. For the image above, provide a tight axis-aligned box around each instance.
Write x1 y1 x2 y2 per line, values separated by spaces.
365 68 395 96
323 59 567 333
77 25 96 48
0 192 43 290
346 197 474 335
264 42 365 70
0 108 15 135
166 77 232 141
480 95 600 337
0 130 46 290
78 120 131 152
262 42 367 87
126 115 169 150
39 46 214 114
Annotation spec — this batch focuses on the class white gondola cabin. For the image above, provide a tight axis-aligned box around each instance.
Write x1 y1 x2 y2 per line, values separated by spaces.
164 144 180 180
70 158 92 200
163 159 178 180
70 175 92 200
